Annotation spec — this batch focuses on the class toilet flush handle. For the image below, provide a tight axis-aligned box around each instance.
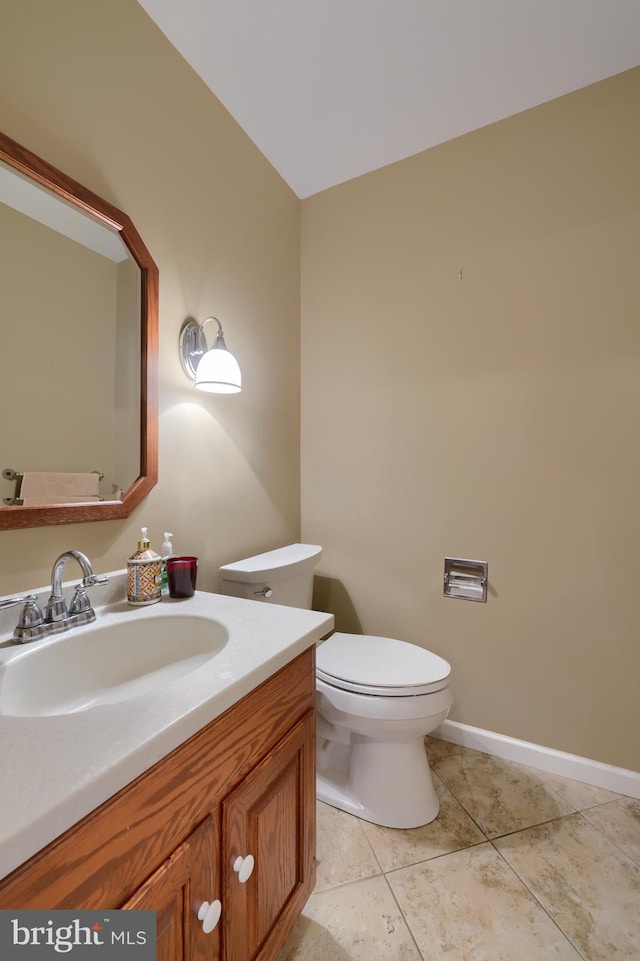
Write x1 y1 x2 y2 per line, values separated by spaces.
254 586 272 598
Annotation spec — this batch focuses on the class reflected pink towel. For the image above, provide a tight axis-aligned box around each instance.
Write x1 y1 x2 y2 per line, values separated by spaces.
19 472 100 506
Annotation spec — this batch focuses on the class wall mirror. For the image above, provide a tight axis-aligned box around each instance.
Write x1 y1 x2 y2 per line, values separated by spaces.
0 131 158 530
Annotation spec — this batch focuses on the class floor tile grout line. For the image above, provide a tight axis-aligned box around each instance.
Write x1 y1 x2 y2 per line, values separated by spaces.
486 807 640 872
429 762 480 814
484 808 585 843
377 835 588 961
488 838 590 961
432 761 621 844
381 839 488 878
313 835 589 961
300 745 640 960
304 790 638 961
430 767 491 841
429 736 630 816
579 803 640 869
357 814 387 876
380 869 427 961
576 796 625 813
586 830 640 872
312 869 385 896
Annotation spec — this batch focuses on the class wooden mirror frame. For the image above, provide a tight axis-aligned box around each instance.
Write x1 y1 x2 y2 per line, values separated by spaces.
0 131 158 529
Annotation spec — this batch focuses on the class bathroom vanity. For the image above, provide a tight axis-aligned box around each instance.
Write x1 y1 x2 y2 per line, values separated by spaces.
0 578 333 961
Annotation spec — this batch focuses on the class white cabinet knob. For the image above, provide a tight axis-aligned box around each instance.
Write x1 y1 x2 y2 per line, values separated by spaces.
232 854 255 883
197 899 222 934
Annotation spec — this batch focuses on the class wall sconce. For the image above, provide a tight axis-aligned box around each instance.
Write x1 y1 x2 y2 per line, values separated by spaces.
179 317 242 393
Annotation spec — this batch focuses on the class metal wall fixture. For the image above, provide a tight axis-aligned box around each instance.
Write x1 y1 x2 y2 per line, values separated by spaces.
2 468 104 506
443 557 488 602
179 317 242 393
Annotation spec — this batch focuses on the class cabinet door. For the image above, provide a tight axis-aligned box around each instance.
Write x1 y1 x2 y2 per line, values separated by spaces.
122 814 220 961
222 710 315 961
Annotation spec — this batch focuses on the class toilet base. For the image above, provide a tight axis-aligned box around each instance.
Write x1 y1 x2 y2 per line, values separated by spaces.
316 734 439 829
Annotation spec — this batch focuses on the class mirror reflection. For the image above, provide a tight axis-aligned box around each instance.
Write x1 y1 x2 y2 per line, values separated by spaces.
1 163 140 506
0 131 158 528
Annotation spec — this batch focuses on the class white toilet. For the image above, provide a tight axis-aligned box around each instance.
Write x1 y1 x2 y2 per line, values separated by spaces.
219 544 452 829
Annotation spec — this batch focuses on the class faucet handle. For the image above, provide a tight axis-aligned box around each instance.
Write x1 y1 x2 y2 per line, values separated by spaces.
16 596 45 631
69 574 108 617
69 585 92 616
0 595 46 641
81 573 109 588
0 594 36 610
0 594 43 622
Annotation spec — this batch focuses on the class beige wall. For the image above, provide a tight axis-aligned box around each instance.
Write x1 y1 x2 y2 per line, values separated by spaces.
301 68 640 771
0 0 301 593
1 2 638 773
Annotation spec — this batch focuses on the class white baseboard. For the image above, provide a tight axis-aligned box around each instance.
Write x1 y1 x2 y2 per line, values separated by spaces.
432 720 640 800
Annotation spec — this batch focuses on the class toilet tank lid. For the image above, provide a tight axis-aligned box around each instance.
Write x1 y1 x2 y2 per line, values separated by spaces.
219 543 322 582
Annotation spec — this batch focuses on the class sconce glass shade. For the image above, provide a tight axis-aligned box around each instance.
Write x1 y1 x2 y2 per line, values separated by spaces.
179 317 242 394
195 342 242 393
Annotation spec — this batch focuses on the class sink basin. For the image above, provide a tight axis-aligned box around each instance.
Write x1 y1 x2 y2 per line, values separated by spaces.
0 615 228 717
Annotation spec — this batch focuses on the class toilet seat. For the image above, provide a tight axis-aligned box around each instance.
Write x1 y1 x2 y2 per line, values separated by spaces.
316 632 450 697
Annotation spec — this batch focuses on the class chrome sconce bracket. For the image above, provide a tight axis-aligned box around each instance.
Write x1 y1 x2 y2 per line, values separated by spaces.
179 317 242 393
179 319 209 381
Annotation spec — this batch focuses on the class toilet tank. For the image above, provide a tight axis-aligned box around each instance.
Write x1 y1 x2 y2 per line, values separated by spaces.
219 543 322 609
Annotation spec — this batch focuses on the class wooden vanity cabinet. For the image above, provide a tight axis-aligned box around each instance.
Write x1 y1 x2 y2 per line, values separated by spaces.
123 814 219 961
223 714 314 961
0 648 316 961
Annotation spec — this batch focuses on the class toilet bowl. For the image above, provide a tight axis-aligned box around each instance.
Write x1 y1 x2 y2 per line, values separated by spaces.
219 544 453 828
316 632 451 827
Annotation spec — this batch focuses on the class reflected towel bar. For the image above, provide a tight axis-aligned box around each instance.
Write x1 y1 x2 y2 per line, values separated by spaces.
2 468 105 506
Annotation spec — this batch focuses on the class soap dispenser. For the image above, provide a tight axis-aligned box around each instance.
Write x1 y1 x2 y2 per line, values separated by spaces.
160 532 174 597
127 527 162 606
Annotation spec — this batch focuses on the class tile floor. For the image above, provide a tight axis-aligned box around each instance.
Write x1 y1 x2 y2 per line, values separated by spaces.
277 736 640 961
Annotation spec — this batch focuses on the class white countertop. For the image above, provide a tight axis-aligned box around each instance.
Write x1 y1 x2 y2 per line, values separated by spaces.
0 572 333 881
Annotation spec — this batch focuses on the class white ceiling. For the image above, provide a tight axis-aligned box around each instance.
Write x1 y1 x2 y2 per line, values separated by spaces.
137 0 640 198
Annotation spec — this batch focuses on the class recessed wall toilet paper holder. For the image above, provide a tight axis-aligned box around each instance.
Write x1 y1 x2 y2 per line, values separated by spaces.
443 558 488 602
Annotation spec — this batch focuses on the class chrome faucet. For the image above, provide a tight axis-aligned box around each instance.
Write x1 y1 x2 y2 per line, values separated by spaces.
45 550 108 623
0 550 109 643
